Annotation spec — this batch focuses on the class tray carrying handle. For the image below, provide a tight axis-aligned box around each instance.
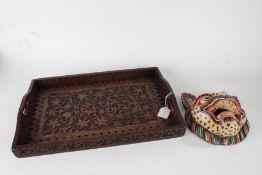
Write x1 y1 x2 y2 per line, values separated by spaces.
12 81 35 152
19 93 31 118
21 100 29 116
18 81 35 118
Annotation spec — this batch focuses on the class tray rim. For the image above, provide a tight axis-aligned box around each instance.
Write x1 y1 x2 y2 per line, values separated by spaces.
12 67 186 157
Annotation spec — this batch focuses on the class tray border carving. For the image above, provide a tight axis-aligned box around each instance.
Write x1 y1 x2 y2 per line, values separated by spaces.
12 67 186 157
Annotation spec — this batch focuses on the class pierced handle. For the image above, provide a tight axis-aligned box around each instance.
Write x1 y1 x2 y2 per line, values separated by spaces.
22 101 29 116
18 89 33 117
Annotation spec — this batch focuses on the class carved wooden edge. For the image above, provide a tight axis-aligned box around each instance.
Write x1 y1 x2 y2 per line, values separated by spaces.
12 67 186 157
12 80 37 152
34 67 158 82
13 127 186 157
154 68 186 128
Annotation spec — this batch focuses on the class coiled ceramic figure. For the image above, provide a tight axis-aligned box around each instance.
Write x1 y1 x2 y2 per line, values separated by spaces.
181 92 250 145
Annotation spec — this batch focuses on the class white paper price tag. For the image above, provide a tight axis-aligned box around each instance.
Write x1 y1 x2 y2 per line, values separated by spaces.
157 107 170 119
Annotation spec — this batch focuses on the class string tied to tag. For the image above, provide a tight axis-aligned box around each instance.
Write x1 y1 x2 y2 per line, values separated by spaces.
157 92 173 119
164 92 173 108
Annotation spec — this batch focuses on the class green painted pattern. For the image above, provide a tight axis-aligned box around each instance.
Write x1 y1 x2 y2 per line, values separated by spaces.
186 112 250 145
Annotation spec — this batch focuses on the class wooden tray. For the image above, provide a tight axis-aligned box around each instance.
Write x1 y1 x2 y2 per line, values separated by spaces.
12 67 186 157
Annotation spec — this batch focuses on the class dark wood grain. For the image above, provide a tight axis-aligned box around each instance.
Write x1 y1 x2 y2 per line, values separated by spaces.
12 67 186 157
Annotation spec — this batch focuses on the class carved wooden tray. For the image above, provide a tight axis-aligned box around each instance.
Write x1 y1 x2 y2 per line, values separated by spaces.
12 67 186 157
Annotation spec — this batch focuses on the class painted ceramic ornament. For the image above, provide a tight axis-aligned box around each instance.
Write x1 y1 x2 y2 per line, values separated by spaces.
181 92 250 145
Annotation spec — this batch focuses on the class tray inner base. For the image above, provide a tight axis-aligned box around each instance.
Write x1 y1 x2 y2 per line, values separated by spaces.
27 77 174 145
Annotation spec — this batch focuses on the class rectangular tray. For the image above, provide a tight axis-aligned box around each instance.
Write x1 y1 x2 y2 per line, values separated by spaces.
12 67 186 157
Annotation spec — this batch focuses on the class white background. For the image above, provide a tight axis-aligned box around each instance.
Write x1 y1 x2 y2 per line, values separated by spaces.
0 0 262 175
